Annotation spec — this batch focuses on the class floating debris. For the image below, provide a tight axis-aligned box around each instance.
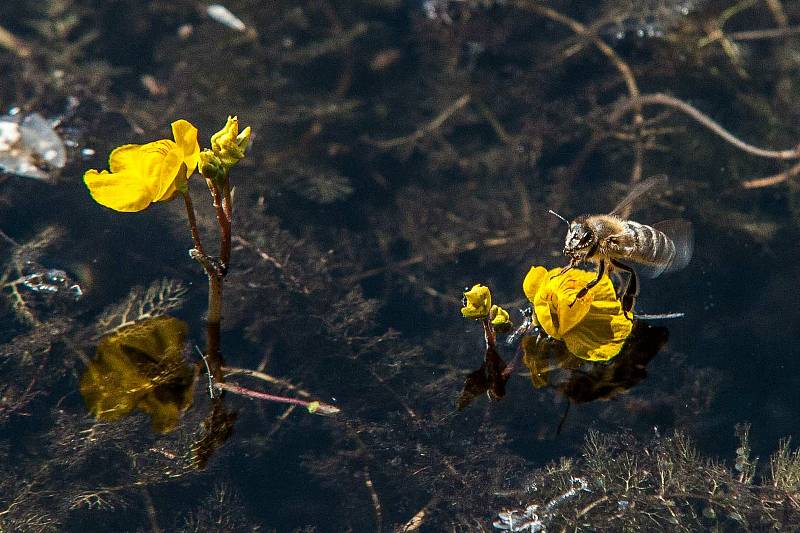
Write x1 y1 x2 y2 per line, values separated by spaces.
207 4 246 32
0 112 66 180
20 268 83 301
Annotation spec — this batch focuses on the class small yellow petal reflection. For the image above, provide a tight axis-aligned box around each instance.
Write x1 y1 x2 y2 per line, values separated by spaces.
80 316 195 433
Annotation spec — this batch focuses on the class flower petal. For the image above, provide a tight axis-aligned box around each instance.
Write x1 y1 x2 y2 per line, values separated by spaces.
85 121 201 212
109 144 144 173
171 119 200 174
533 268 592 337
522 266 548 302
553 290 592 335
84 168 157 212
561 274 632 361
133 139 178 201
563 300 632 361
526 264 632 361
533 295 558 338
156 145 185 200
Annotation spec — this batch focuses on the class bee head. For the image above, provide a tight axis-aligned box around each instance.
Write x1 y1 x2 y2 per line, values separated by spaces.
563 219 595 258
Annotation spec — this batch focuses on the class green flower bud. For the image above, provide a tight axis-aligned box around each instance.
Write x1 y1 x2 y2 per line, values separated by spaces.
210 116 251 167
198 149 225 182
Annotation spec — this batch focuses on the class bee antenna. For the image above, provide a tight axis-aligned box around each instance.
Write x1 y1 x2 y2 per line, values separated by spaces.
548 209 569 225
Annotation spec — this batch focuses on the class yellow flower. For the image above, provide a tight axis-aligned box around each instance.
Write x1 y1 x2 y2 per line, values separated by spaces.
461 284 492 319
522 265 632 361
490 305 512 332
84 120 200 212
210 115 251 167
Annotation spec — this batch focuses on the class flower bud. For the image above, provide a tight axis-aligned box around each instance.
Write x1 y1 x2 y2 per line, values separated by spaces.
210 116 251 167
489 305 513 333
198 149 225 182
461 284 492 319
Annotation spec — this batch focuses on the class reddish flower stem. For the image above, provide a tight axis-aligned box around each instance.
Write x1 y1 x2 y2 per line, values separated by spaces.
215 382 341 415
220 179 233 269
206 178 231 273
182 191 206 257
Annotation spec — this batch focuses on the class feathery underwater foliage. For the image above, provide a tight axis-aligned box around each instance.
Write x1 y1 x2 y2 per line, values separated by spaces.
2 0 800 530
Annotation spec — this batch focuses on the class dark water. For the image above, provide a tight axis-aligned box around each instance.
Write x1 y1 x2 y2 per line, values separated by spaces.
2 0 800 531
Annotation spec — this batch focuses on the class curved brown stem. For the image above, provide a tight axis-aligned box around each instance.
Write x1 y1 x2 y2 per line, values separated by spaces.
742 161 800 189
513 2 640 103
610 93 800 160
512 1 646 201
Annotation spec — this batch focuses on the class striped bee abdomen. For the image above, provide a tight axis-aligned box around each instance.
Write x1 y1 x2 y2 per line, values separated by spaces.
622 219 693 278
625 221 675 267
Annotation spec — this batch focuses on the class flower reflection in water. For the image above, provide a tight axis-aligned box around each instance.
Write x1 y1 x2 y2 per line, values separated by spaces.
523 321 669 404
80 316 196 433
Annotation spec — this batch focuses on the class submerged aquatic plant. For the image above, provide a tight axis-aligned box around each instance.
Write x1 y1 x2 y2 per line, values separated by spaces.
458 268 644 413
492 428 800 531
3 0 800 528
460 265 632 371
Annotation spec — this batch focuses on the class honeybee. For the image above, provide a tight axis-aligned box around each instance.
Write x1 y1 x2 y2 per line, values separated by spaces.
552 175 693 316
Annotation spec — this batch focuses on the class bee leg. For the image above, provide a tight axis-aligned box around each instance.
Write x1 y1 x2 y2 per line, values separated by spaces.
569 259 605 307
553 259 576 279
610 270 624 297
610 259 636 319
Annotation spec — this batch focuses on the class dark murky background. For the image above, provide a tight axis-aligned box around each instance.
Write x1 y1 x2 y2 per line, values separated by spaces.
2 0 800 531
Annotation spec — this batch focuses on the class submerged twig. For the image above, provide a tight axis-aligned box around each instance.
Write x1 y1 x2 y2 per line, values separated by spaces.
362 466 383 533
610 93 800 161
363 94 471 149
729 26 800 41
223 366 313 399
512 1 646 207
765 0 789 29
0 24 31 58
742 161 800 189
231 235 310 294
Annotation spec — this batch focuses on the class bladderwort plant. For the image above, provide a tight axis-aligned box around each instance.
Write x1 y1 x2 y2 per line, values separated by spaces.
83 117 339 427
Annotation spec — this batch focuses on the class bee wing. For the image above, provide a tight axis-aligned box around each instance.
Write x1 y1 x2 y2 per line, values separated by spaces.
636 219 694 278
609 174 669 216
